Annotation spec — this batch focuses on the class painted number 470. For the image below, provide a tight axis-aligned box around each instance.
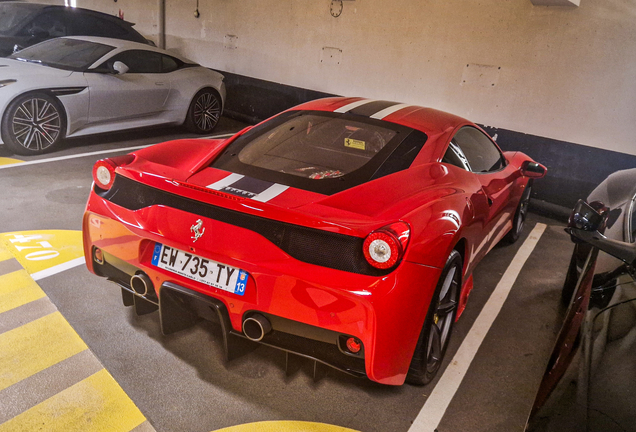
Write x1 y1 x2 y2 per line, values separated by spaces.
9 234 60 261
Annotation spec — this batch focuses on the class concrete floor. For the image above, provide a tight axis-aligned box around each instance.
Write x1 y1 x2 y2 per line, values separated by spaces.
0 121 574 432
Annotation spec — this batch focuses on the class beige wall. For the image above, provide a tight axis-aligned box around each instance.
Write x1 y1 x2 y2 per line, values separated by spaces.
32 0 636 156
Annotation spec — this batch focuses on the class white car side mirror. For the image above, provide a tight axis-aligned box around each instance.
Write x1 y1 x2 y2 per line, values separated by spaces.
113 61 129 75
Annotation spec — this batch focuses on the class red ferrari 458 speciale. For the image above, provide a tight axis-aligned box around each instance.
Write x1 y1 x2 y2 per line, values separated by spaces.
83 97 546 385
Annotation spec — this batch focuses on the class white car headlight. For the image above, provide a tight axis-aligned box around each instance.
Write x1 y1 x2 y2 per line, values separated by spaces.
0 79 16 88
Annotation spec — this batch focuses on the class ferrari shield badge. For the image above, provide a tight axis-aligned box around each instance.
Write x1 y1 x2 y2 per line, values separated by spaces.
190 219 205 242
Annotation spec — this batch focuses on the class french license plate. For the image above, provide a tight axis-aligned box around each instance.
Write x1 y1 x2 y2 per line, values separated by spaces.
151 243 247 296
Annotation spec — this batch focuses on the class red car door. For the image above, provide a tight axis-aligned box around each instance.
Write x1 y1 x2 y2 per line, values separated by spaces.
444 127 513 256
476 168 516 247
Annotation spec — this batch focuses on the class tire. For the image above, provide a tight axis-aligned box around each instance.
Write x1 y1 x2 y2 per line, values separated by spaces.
184 88 221 134
504 180 533 244
406 250 462 386
1 92 65 155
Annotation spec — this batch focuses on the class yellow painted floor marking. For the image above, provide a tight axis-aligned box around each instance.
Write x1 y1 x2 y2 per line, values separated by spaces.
0 311 88 391
0 230 150 431
0 157 23 166
0 369 146 432
213 422 360 432
1 230 84 276
0 247 12 262
0 270 46 314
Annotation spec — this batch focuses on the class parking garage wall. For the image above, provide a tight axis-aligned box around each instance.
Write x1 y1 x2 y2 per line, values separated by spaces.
37 0 636 209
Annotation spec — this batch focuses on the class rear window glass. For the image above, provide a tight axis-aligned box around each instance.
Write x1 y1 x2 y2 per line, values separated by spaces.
237 114 397 180
212 111 426 195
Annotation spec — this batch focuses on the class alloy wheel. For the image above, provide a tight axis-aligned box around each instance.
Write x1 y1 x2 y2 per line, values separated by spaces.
517 187 531 235
426 265 459 373
11 97 61 151
193 92 220 132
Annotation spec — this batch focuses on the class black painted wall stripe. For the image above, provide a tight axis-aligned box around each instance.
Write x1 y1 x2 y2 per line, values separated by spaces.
481 125 636 211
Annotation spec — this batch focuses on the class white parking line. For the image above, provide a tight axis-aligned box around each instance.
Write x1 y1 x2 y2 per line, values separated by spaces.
0 133 236 170
31 257 86 282
409 222 547 432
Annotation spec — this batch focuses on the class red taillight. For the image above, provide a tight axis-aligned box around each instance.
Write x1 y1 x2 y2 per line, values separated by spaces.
363 221 410 269
92 155 135 190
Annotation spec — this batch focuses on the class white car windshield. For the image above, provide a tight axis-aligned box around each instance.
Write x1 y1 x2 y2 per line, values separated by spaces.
8 38 114 71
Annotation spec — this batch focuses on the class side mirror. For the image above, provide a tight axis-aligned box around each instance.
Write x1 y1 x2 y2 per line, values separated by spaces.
567 200 636 267
112 61 129 75
568 199 607 232
520 160 547 178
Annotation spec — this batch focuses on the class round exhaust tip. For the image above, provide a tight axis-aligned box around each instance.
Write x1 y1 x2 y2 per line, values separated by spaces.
243 314 272 342
130 272 152 296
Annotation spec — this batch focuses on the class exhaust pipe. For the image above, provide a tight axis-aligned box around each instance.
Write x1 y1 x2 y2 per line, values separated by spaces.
243 314 272 341
130 272 153 296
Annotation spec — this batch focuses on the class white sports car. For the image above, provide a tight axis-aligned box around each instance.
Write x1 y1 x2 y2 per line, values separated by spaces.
0 36 225 155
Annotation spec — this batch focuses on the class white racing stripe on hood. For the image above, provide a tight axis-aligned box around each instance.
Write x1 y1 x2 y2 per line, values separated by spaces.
206 173 245 190
333 99 376 113
370 103 411 119
252 184 290 202
207 173 289 202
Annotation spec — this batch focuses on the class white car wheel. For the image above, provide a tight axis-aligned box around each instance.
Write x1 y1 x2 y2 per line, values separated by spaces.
2 93 65 155
185 88 221 134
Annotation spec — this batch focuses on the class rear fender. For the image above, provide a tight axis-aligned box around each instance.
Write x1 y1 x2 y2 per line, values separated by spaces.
404 192 472 269
402 192 475 320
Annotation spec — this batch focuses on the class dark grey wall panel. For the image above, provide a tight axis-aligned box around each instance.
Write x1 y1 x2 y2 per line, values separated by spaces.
482 126 636 210
219 71 335 125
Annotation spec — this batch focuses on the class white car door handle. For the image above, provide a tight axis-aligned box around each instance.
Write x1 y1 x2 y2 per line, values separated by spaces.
155 82 165 86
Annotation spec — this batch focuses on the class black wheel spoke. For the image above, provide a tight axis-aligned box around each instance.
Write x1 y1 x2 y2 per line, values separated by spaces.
40 111 59 125
429 261 460 369
19 127 35 148
427 324 442 367
437 300 457 316
39 128 56 145
438 267 455 299
517 187 531 231
13 124 31 138
36 101 50 121
34 132 44 150
21 102 35 120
